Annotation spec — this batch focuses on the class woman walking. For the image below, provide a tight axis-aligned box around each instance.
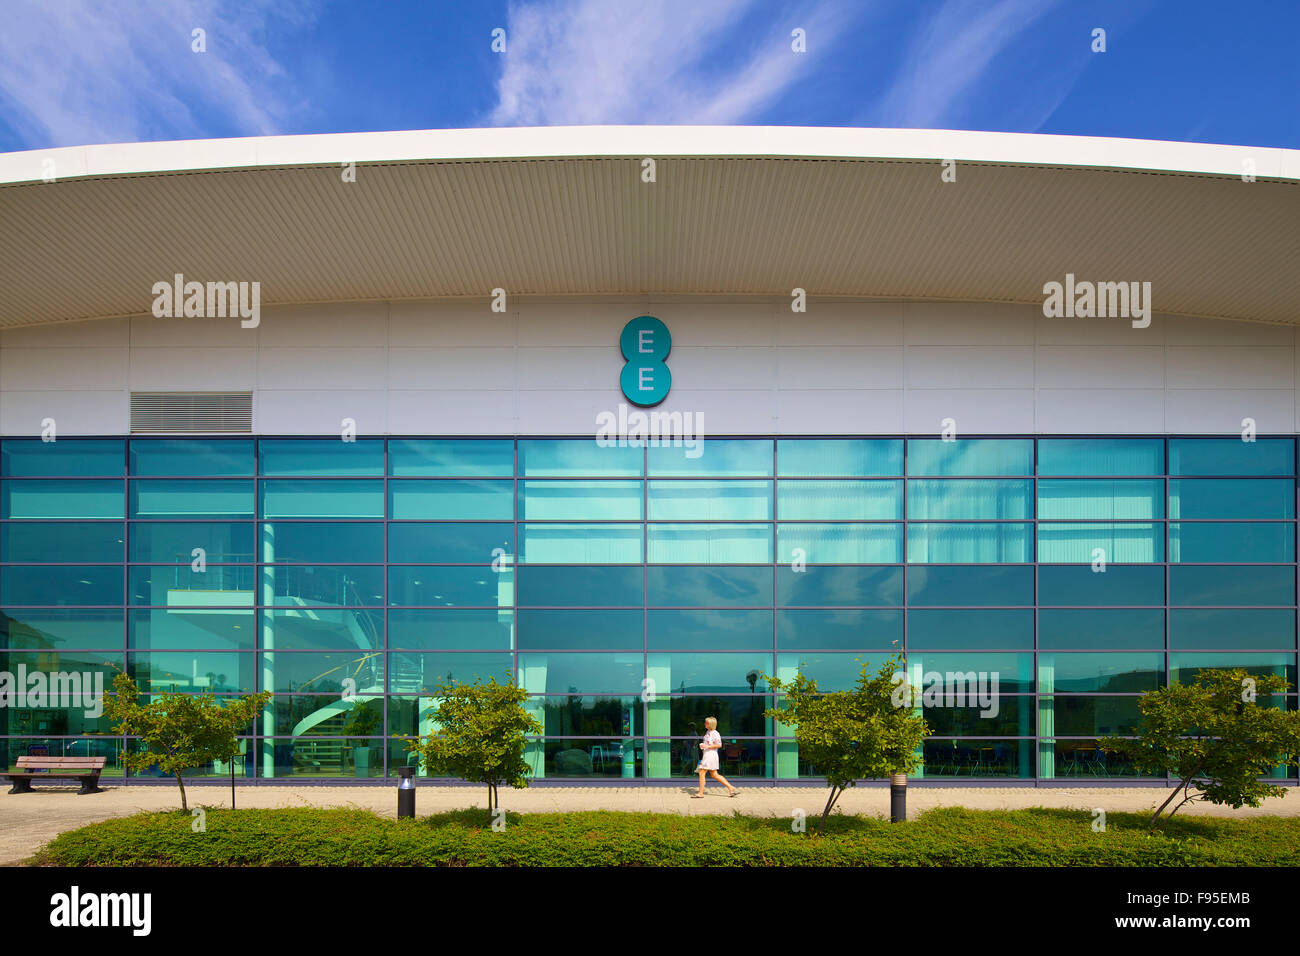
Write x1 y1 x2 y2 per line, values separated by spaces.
692 716 737 798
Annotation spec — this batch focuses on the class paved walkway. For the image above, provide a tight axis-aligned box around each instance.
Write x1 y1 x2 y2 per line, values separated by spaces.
4 783 1298 865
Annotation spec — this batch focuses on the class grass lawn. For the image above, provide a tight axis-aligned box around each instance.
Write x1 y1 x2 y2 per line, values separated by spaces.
29 805 1300 866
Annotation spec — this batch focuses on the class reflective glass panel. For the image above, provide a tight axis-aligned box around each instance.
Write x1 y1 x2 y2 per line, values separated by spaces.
906 565 1033 607
647 609 771 650
649 524 771 564
648 440 771 477
1169 479 1295 519
388 439 513 477
0 609 124 650
520 480 642 520
387 565 510 607
1037 479 1163 519
3 480 124 519
907 480 1032 519
1037 522 1162 563
1037 439 1164 476
518 565 642 607
130 521 252 564
1169 438 1294 476
1037 653 1163 693
3 522 124 563
1038 608 1165 649
387 612 513 651
777 480 901 520
518 440 642 477
520 523 641 564
131 479 254 518
776 609 902 649
647 565 771 607
258 439 384 476
1169 609 1295 650
2 439 123 477
777 524 901 564
259 521 384 564
777 439 902 477
2 566 122 606
517 609 642 650
389 479 513 520
907 609 1034 649
907 523 1032 563
260 480 384 519
777 565 902 606
1169 522 1294 562
648 480 772 520
1038 564 1164 606
130 439 254 476
1169 565 1295 606
907 439 1033 476
387 523 512 564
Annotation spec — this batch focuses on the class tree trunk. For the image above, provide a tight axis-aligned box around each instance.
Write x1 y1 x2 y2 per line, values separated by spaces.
176 773 188 813
817 786 841 835
1150 766 1201 826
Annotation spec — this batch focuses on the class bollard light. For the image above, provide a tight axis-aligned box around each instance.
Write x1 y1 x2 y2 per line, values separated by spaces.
890 772 907 824
397 765 416 819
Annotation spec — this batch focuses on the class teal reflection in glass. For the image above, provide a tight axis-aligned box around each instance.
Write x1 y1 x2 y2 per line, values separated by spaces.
906 439 1033 476
130 439 254 476
1170 653 1296 685
777 439 902 477
1169 522 1294 562
258 439 384 476
388 566 511 607
259 521 383 564
1169 479 1295 519
129 566 254 606
1037 653 1163 693
129 608 254 650
131 479 253 518
1169 438 1294 476
907 480 1032 519
520 480 642 520
389 439 513 477
128 651 255 693
271 695 382 736
777 480 901 520
921 740 1029 778
922 696 1030 738
2 566 122 606
2 439 123 477
264 565 384 606
908 652 1035 693
518 565 642 607
647 439 772 477
387 610 514 651
3 479 123 519
518 439 642 477
517 609 643 650
908 609 1033 649
648 480 772 520
520 523 641 564
1037 479 1163 519
261 650 384 694
388 523 512 564
130 522 252 564
907 523 1031 563
648 653 770 693
649 524 771 564
1037 439 1163 476
261 608 384 650
647 566 771 607
1038 564 1164 606
389 479 512 520
519 653 645 694
0 609 124 650
776 565 902 606
1169 565 1295 606
777 523 900 564
777 609 902 649
907 565 1033 606
1170 609 1295 650
2 522 123 563
1 649 123 681
775 652 882 691
1037 522 1162 563
648 609 771 650
260 480 384 519
530 695 645 737
1048 696 1144 737
1038 608 1164 649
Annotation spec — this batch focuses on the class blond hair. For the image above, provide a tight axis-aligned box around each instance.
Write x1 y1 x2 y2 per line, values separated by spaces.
704 716 717 729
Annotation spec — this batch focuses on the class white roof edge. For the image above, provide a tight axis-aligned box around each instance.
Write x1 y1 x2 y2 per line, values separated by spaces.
1 125 1297 186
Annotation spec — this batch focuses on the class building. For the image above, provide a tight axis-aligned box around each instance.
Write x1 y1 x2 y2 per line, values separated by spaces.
0 126 1297 784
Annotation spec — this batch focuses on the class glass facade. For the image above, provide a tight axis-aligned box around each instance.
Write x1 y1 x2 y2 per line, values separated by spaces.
2 435 1296 782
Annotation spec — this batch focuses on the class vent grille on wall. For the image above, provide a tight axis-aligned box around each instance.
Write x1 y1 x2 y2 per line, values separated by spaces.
130 392 253 434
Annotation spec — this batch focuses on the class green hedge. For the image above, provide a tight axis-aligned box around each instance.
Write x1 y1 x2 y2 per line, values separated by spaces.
31 806 1300 867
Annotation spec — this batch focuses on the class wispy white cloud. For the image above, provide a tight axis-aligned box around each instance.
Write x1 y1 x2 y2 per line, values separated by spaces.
0 0 313 149
488 0 861 126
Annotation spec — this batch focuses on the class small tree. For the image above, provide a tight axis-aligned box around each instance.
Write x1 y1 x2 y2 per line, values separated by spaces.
1100 668 1300 826
405 674 542 821
101 672 270 812
765 655 929 835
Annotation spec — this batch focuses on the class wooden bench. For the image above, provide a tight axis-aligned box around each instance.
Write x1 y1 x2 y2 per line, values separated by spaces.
6 756 106 795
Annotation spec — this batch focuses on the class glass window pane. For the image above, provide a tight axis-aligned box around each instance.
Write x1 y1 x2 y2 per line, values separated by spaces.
647 653 771 693
1169 565 1295 606
907 480 1032 519
264 566 384 607
129 565 254 606
529 695 646 736
921 697 1030 738
2 566 122 606
777 439 902 477
520 524 641 564
1038 653 1163 693
1037 439 1163 476
387 610 513 650
777 523 901 564
1045 696 1144 736
907 565 1034 606
777 609 902 649
1037 564 1164 606
1169 522 1294 562
648 439 771 477
2 439 123 477
258 439 384 476
388 651 513 687
518 440 642 477
130 607 254 650
131 479 254 518
261 608 383 650
259 521 383 564
388 523 512 564
1169 653 1296 685
259 650 383 694
776 565 902 606
1170 609 1295 650
1169 438 1295 476
647 566 771 607
130 522 253 564
518 609 642 650
777 480 901 520
388 566 511 607
519 653 645 694
907 439 1033 476
389 479 512 520
3 479 124 519
649 480 772 520
520 480 642 520
1169 478 1295 519
128 651 256 693
260 480 384 519
649 524 772 564
1037 479 1163 519
3 522 124 563
389 439 513 476
907 523 1032 563
1037 522 1163 563
518 565 642 606
1038 608 1165 649
648 609 771 650
130 439 254 476
906 652 1034 693
776 652 885 691
907 609 1033 649
0 609 124 650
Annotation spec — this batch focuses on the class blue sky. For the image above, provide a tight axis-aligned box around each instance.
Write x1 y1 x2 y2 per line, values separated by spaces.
0 0 1296 152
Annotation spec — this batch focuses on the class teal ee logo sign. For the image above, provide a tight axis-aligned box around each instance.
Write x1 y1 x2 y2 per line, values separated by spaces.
619 315 671 407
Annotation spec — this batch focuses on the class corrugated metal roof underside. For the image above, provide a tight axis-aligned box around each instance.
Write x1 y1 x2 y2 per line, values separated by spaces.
0 156 1295 328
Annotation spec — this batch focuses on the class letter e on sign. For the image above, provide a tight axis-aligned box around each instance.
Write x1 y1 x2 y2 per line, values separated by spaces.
619 315 672 407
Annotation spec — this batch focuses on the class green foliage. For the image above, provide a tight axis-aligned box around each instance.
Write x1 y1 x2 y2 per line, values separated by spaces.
765 655 930 834
342 700 381 738
404 673 542 818
32 806 1300 868
1100 668 1300 825
100 672 271 812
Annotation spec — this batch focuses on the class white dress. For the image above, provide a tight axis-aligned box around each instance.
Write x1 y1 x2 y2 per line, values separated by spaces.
698 730 721 770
